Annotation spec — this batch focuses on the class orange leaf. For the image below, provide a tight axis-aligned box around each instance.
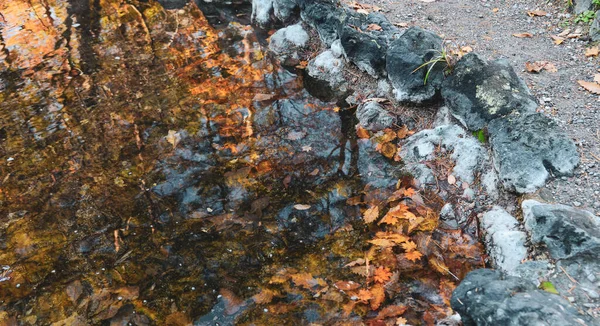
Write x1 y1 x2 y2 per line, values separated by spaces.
403 188 415 197
401 241 417 252
344 258 366 267
368 238 397 248
578 80 600 95
252 289 275 304
377 305 407 319
367 23 383 31
373 266 392 283
378 213 398 225
335 280 361 291
290 273 318 290
396 125 409 139
404 250 423 262
363 205 380 224
357 126 371 139
357 289 373 302
369 284 386 310
585 46 599 57
380 142 397 159
512 32 533 38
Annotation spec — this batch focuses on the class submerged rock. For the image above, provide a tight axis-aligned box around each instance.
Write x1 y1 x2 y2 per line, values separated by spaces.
488 113 579 193
386 27 444 103
442 53 537 131
269 23 310 66
522 200 600 260
452 269 591 326
481 207 527 275
357 139 402 189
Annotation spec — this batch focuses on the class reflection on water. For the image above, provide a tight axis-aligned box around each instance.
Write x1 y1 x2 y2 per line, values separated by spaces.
0 0 483 324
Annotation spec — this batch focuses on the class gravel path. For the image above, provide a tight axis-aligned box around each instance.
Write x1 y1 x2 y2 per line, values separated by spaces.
360 0 600 214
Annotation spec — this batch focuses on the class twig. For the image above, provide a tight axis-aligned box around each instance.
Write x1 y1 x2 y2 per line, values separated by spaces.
560 266 578 284
589 152 600 162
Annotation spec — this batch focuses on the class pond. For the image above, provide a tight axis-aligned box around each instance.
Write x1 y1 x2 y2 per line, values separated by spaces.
0 0 484 324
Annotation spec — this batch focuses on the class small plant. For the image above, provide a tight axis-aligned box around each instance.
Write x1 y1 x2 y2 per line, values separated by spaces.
412 47 455 85
594 0 600 7
575 10 596 24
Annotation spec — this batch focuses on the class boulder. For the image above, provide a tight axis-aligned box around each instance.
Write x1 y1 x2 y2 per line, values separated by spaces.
574 0 594 14
355 101 396 132
251 0 273 28
268 23 310 66
339 25 387 78
522 200 600 260
300 0 342 46
481 207 528 275
442 53 537 131
452 269 591 326
273 0 298 22
400 124 486 184
590 11 600 42
386 27 444 103
304 50 349 102
488 113 579 193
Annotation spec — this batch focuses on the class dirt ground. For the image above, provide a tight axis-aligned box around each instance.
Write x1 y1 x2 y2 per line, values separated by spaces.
358 0 600 214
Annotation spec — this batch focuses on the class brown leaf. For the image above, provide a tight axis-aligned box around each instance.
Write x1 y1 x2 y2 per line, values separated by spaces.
366 24 383 31
428 257 450 275
346 195 363 206
578 80 600 94
357 126 371 139
380 143 397 159
550 35 565 45
283 175 291 188
594 74 600 84
252 289 275 304
401 241 417 252
357 289 373 302
396 317 408 325
585 46 599 57
363 205 380 224
290 272 318 290
377 305 407 319
525 61 557 73
396 125 410 139
344 258 366 267
512 32 533 38
373 266 392 283
334 280 361 291
252 93 276 102
527 10 547 17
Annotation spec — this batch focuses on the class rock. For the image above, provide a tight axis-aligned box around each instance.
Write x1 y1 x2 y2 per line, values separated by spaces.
339 25 387 78
481 207 528 275
304 50 349 102
452 269 591 326
439 203 459 229
400 124 486 184
441 53 537 131
406 164 436 189
251 0 273 28
590 11 600 42
273 0 298 22
268 24 309 66
574 0 594 14
386 27 444 103
355 101 396 132
357 139 402 189
522 200 600 260
330 39 344 58
300 0 342 46
488 113 579 193
481 169 499 199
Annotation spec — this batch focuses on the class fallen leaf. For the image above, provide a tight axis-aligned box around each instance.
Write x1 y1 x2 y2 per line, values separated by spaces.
356 8 369 15
346 195 362 206
527 10 547 17
401 241 417 252
293 204 311 210
290 273 319 290
166 130 181 149
393 22 409 28
369 284 386 310
585 46 599 57
367 23 383 31
512 32 533 38
525 61 557 73
595 74 600 84
461 45 473 53
344 258 366 267
404 250 423 262
492 8 499 13
287 130 306 140
377 305 407 319
301 145 312 152
396 317 408 325
363 205 380 224
566 33 582 39
335 280 361 291
309 168 319 176
373 266 392 283
550 35 565 45
403 188 415 197
357 126 370 139
447 175 456 185
540 281 559 294
368 238 397 248
380 143 397 159
428 257 450 275
558 29 571 37
357 289 373 302
396 125 410 139
252 93 276 102
578 80 600 94
252 289 275 304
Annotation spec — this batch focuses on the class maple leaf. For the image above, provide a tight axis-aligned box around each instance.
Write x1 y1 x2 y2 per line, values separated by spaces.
368 238 397 248
290 273 318 290
373 266 392 283
405 250 423 262
396 317 408 325
378 213 398 225
401 241 417 252
344 258 366 267
357 289 373 302
369 284 385 310
363 205 379 224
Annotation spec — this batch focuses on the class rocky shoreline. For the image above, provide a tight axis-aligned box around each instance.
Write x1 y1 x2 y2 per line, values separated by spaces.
254 0 599 324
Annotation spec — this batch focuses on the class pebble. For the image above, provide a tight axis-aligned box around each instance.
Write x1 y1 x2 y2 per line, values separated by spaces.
573 201 582 207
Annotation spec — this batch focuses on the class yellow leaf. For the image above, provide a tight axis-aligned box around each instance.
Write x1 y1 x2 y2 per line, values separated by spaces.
381 142 397 159
363 205 379 224
401 241 417 252
369 284 385 310
405 250 423 262
377 305 407 319
578 80 600 95
368 238 397 248
373 266 392 283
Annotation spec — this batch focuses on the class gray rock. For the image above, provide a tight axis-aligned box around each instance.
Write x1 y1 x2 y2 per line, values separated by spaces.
481 207 528 275
440 203 459 229
590 11 600 42
406 163 436 189
339 25 387 78
513 260 551 283
574 0 594 14
355 101 396 132
387 27 444 103
442 53 537 131
330 39 344 58
400 124 486 184
304 50 348 102
251 0 273 28
452 269 591 326
481 169 500 199
268 24 309 66
489 113 579 193
300 0 342 46
273 0 298 22
522 199 600 260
